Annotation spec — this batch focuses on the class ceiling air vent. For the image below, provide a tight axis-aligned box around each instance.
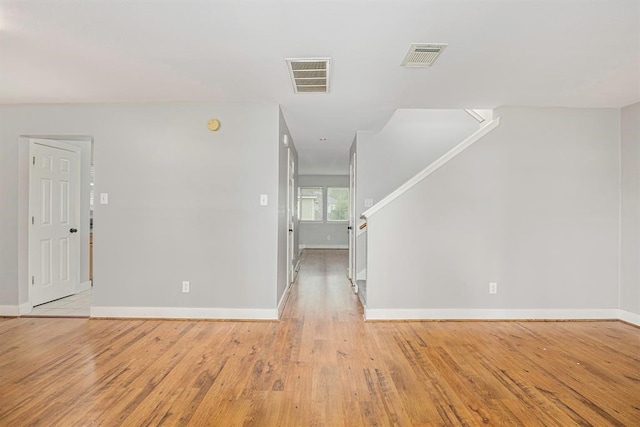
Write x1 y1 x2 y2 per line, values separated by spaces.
286 58 331 93
401 43 447 67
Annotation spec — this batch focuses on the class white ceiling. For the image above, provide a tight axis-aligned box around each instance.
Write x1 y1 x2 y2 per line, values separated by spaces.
1 0 638 174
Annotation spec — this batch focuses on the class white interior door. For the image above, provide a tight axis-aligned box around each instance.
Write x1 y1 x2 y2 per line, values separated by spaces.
348 152 356 283
29 139 81 306
287 150 296 284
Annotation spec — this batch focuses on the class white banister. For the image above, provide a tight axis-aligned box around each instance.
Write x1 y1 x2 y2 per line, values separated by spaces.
361 116 501 219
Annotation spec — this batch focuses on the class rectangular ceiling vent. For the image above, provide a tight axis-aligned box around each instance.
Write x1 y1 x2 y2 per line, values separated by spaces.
401 43 447 67
286 58 331 93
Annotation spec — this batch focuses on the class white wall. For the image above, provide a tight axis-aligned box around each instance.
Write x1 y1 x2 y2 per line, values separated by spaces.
1 103 286 318
620 102 640 317
366 107 621 318
355 110 479 214
0 113 20 307
351 109 481 305
298 175 350 249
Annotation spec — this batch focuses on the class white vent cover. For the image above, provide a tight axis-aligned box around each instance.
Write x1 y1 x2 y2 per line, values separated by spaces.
286 58 331 93
401 43 447 67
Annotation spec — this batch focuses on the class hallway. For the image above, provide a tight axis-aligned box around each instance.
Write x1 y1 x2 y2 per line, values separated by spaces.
0 249 638 425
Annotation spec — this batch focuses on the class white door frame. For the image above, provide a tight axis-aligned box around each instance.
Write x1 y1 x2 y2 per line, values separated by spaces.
348 152 357 285
286 148 297 285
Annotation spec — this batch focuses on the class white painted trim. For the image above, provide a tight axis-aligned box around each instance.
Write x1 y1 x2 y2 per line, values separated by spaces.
464 109 486 123
39 304 638 326
19 301 33 315
362 117 501 219
292 259 301 282
299 244 348 250
618 309 640 327
77 281 92 293
278 282 293 318
364 308 620 321
90 306 278 320
0 306 20 316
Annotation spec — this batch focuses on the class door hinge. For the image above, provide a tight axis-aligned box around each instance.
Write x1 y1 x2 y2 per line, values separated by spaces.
31 276 34 285
32 156 36 165
31 216 35 225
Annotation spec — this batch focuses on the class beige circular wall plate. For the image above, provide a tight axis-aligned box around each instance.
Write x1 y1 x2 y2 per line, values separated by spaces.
207 119 221 131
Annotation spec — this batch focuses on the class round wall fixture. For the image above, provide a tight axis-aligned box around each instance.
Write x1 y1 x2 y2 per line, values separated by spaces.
207 119 221 132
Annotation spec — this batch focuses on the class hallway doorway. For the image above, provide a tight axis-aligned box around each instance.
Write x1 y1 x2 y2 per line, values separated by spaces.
21 135 94 317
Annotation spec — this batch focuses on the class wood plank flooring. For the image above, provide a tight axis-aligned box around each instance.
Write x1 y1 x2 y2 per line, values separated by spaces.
1 249 639 426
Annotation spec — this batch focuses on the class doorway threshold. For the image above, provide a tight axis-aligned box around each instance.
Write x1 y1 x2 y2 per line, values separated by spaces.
24 288 92 318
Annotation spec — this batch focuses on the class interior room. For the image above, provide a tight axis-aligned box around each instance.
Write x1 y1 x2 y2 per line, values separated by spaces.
0 0 638 424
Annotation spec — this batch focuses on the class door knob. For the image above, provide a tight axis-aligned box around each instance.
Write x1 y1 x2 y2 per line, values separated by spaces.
70 228 78 233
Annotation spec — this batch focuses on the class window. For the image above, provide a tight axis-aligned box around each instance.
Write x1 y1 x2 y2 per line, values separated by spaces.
327 187 349 221
298 187 323 221
298 186 350 222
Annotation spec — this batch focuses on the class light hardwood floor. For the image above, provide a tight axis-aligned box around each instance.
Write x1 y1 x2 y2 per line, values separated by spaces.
0 249 639 426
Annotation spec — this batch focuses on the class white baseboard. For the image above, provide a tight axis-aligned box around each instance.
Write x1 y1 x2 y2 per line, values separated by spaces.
618 309 640 327
1 302 33 316
77 281 92 293
90 306 278 320
291 259 301 283
300 244 348 250
364 308 622 321
0 305 19 316
278 283 293 318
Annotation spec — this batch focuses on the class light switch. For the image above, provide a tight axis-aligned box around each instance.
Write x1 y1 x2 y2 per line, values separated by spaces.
100 193 109 205
260 194 268 206
364 198 373 208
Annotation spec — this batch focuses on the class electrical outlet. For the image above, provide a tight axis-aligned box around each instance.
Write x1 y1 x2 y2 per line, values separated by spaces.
182 281 190 293
489 282 497 294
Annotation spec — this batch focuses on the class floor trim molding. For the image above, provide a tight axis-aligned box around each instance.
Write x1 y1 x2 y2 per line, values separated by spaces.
90 306 278 320
278 283 293 319
364 308 624 322
7 303 637 326
299 244 348 250
0 305 19 316
618 309 640 327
